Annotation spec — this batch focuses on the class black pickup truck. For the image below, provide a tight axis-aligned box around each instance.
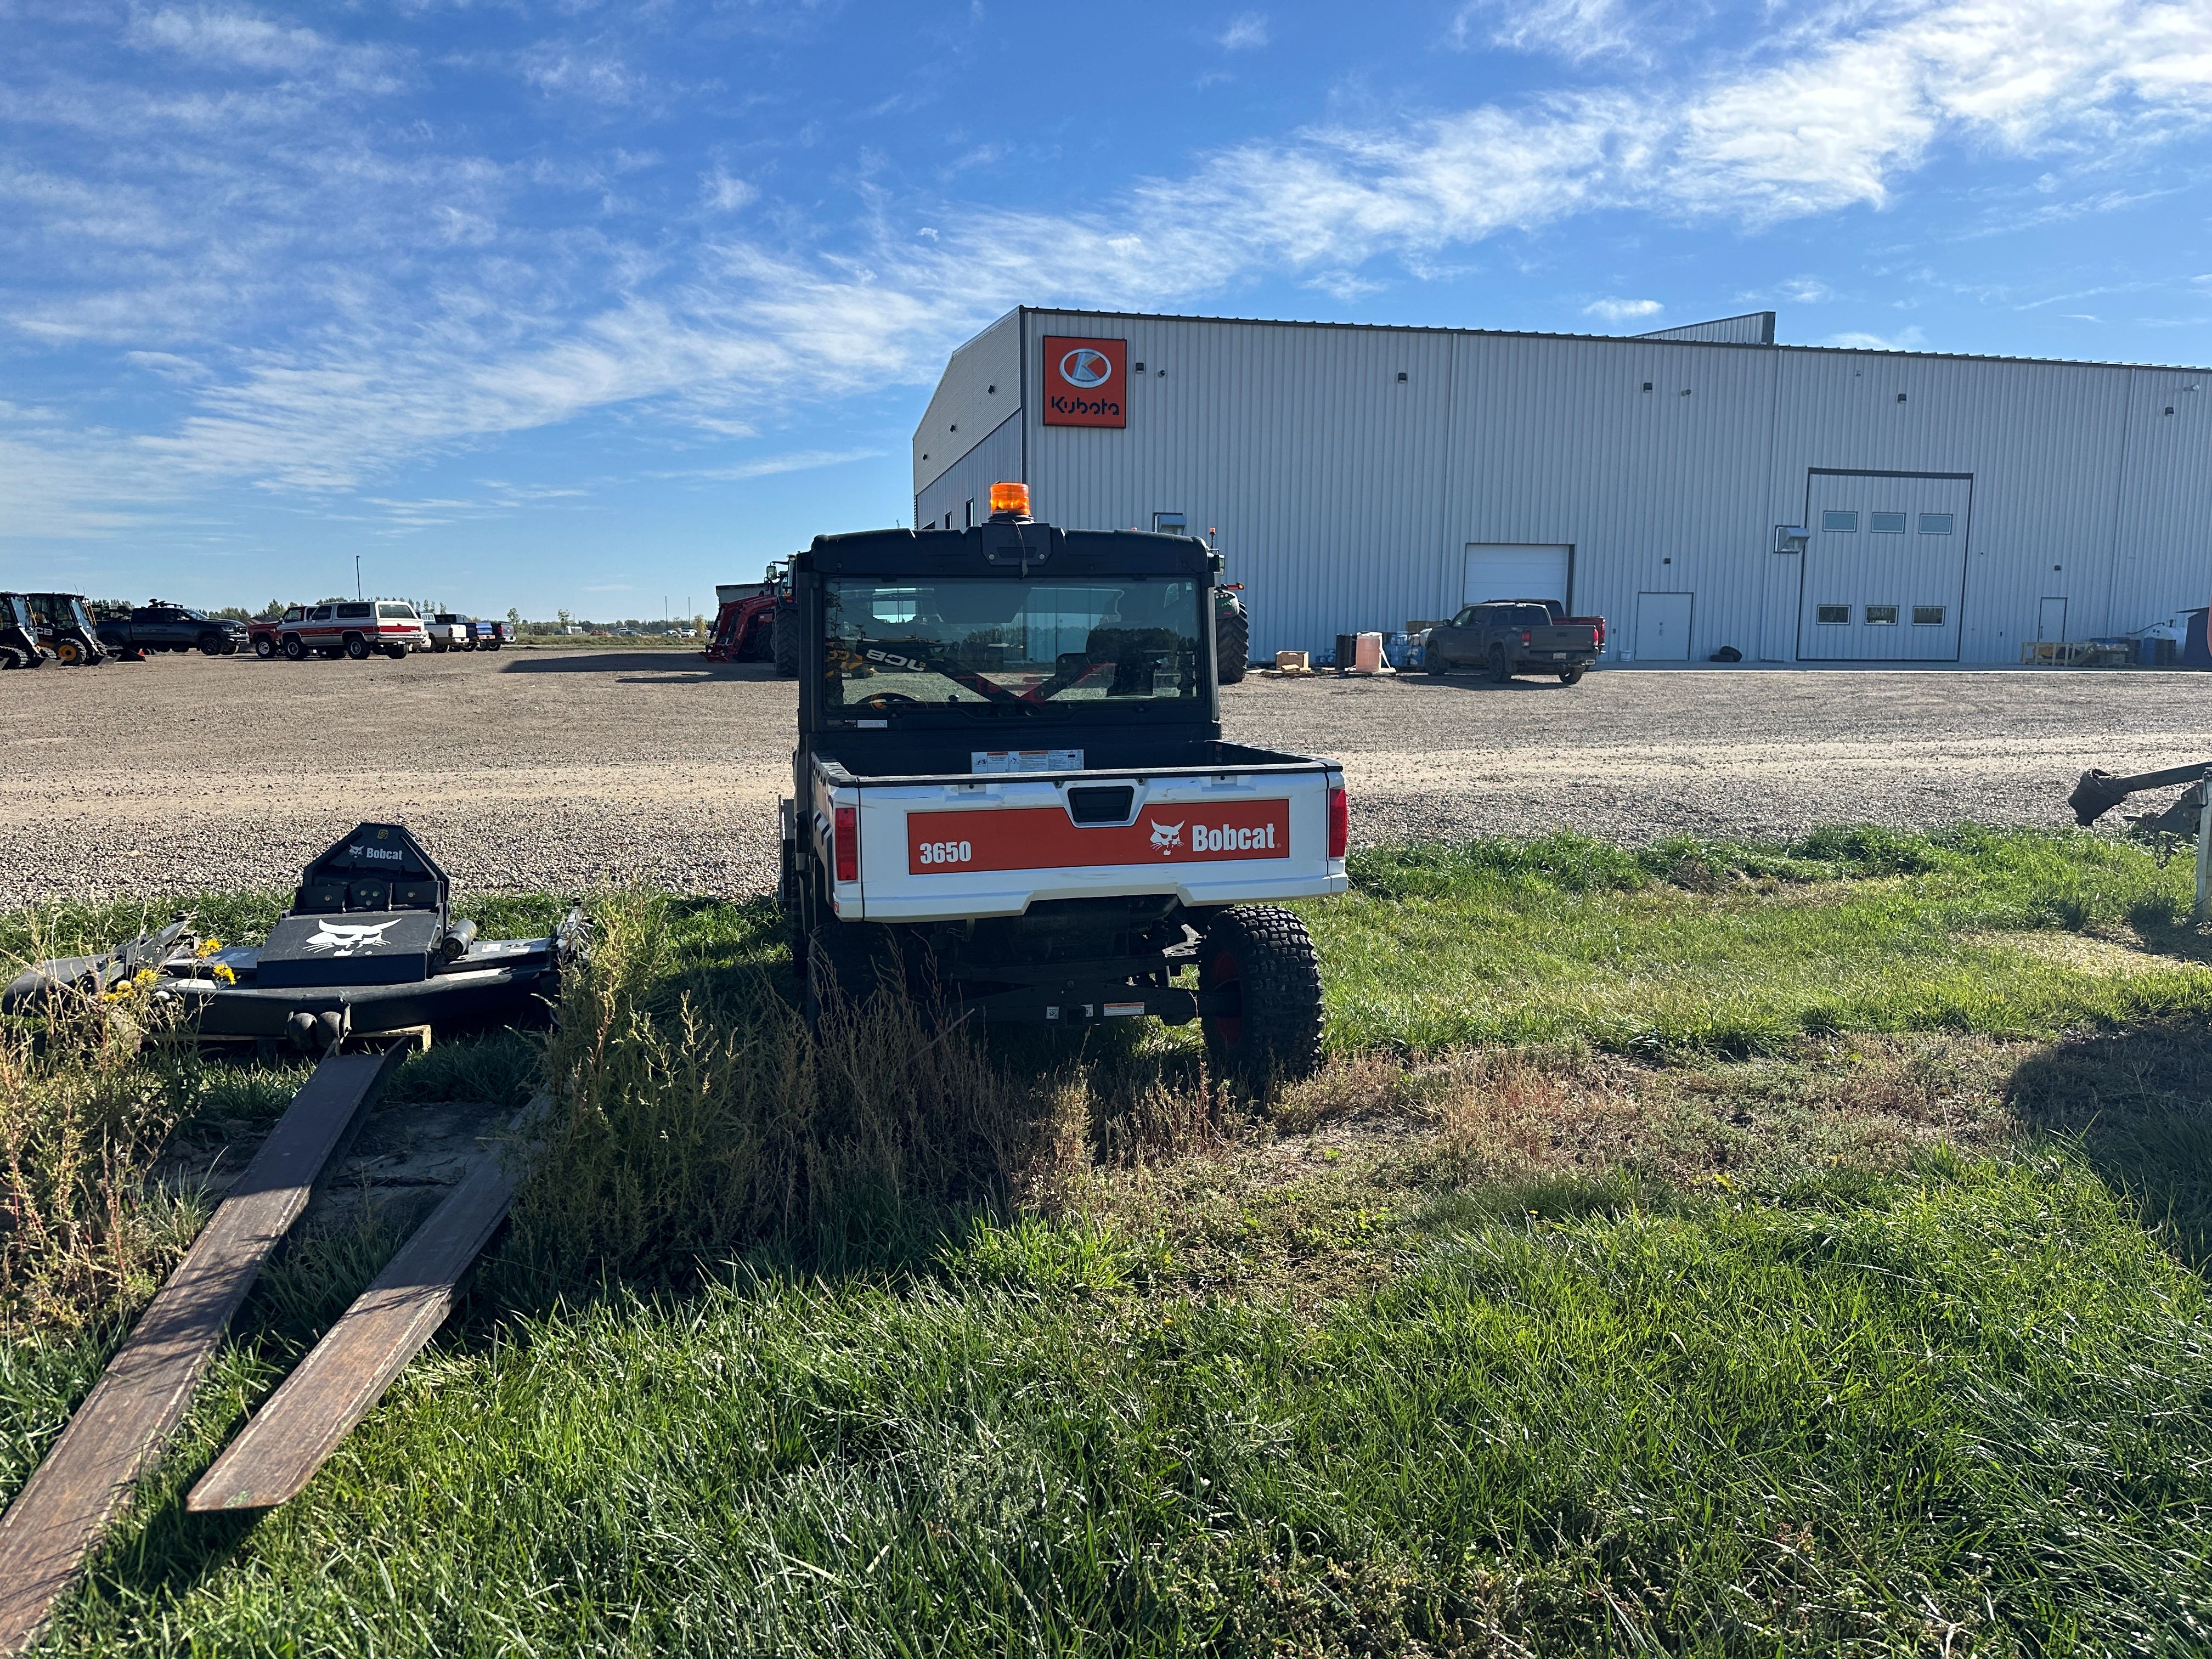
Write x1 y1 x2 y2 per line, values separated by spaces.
1424 600 1601 685
97 601 247 659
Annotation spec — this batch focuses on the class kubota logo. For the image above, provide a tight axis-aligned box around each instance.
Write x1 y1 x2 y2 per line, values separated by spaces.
1059 348 1111 388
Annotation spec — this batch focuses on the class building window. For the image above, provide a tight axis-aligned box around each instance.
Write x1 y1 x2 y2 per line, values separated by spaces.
1912 606 1946 626
1866 605 1899 625
1919 513 1953 534
965 499 974 528
1816 604 1849 624
1870 512 1906 533
1822 510 1858 532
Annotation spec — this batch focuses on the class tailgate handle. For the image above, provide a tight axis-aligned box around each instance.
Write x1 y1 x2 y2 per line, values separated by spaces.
1065 785 1135 826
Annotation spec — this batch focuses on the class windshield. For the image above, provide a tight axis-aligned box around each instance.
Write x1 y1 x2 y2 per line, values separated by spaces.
7 597 29 631
66 598 92 630
823 577 1205 714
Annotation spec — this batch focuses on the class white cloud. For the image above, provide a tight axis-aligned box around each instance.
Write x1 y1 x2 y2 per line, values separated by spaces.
1818 326 1931 351
10 0 2212 540
129 6 402 92
701 168 757 212
1584 296 1662 320
659 447 887 482
1219 12 1269 49
1455 0 1641 64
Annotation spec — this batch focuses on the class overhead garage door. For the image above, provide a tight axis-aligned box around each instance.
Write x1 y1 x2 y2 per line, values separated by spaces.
1464 544 1571 607
1798 472 1971 661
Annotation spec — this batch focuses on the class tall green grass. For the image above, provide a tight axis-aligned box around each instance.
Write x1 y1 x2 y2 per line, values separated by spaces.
36 1155 2212 1655
1311 826 2211 1056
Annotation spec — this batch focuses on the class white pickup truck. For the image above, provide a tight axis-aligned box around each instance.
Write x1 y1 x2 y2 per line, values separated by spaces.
780 487 1347 1085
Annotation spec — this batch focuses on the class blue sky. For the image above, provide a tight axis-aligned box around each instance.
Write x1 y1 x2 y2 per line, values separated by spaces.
4 0 2210 617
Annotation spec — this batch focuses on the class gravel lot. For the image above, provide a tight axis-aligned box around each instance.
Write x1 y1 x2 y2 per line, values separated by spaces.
3 649 2207 905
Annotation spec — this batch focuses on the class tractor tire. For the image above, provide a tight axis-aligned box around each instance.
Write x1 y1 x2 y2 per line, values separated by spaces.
253 636 276 659
344 635 371 661
1215 604 1249 685
198 633 226 656
1486 644 1513 683
52 637 87 666
282 635 306 661
1199 905 1323 1090
771 607 800 679
1558 667 1585 686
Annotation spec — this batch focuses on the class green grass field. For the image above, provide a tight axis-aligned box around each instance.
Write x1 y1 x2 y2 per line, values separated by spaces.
4 826 2211 1655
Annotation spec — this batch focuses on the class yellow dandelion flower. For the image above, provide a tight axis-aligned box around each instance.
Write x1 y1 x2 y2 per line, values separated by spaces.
195 937 225 958
211 964 237 985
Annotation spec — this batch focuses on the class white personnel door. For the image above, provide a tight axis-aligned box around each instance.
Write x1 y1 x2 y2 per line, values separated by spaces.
1634 592 1693 661
2038 597 2069 642
1464 544 1570 607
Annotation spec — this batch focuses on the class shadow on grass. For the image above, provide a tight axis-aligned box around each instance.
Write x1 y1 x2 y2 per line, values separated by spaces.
2006 1016 2212 1269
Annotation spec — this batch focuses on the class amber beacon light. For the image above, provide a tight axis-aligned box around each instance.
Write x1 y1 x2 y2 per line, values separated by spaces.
988 481 1032 520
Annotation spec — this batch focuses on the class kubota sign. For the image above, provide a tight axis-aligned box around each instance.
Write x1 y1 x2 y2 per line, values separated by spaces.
1041 335 1126 428
905 800 1290 873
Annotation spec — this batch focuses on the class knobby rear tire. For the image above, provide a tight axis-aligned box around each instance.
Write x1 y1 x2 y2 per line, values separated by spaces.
772 607 800 679
1215 604 1249 685
1199 905 1323 1092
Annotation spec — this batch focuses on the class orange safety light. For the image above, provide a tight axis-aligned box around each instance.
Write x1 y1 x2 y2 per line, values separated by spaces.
988 481 1032 519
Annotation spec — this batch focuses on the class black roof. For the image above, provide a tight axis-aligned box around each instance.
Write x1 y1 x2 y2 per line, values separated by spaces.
804 522 1212 579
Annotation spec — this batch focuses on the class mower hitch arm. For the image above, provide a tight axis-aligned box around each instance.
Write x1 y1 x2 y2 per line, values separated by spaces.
2069 762 2212 826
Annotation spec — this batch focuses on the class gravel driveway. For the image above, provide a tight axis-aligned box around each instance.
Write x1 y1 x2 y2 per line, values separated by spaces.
3 650 2205 905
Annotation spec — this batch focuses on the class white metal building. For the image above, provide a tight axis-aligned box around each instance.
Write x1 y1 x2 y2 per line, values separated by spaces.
912 306 2212 666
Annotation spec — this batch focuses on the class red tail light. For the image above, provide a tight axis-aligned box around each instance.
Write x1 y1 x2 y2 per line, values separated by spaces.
833 805 859 883
1593 618 1607 648
1327 786 1347 861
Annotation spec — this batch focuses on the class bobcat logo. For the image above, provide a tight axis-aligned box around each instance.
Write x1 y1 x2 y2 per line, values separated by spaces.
1148 820 1184 854
303 919 402 956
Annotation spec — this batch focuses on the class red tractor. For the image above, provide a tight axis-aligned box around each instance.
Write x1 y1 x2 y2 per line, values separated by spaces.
702 561 799 675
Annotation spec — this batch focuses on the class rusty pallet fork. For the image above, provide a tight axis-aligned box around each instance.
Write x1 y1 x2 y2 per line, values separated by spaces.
0 1046 540 1655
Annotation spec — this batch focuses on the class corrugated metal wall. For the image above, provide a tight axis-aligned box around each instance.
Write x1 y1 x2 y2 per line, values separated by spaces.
913 307 2212 664
914 309 1020 499
916 411 1021 531
1637 311 1776 345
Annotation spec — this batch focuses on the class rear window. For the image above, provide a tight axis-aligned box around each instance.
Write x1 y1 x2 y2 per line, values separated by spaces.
378 603 419 620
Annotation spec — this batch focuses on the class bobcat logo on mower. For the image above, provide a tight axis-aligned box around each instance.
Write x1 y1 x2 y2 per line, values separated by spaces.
302 918 402 956
1148 820 1183 855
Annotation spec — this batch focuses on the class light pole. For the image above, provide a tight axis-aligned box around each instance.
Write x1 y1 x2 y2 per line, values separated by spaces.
354 556 362 600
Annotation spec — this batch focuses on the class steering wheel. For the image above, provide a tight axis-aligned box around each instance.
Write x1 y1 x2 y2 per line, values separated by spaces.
854 691 922 712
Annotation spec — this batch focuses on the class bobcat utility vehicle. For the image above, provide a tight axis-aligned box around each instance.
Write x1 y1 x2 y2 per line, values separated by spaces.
780 483 1346 1085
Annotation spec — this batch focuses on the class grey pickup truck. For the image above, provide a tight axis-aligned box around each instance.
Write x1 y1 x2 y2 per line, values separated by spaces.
1424 600 1601 685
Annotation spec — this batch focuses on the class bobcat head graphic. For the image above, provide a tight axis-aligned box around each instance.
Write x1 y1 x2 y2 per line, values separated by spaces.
303 918 402 955
1149 820 1183 854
